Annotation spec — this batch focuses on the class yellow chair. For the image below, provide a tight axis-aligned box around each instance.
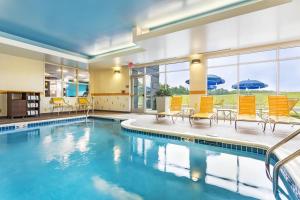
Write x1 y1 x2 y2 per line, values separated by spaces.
50 97 73 115
288 98 299 115
189 96 215 127
77 97 92 112
268 96 300 132
214 99 225 108
234 96 266 131
156 96 183 123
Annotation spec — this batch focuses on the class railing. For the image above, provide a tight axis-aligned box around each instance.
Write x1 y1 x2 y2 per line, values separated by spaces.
265 128 300 195
272 149 300 194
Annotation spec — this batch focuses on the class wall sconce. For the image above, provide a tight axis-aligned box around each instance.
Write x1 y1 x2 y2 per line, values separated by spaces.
113 66 121 74
114 69 121 74
191 59 201 64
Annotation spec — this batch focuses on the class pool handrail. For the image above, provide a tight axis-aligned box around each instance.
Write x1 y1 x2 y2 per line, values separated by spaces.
265 128 300 195
272 149 300 195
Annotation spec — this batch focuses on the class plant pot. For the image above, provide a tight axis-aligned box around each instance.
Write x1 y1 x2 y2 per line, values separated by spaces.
156 96 171 113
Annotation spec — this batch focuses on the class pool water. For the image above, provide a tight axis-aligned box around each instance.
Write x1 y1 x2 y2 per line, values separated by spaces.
0 119 294 200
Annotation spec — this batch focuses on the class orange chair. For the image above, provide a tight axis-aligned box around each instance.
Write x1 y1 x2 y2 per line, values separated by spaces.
288 98 299 115
234 96 266 131
189 96 215 127
156 96 183 123
268 96 300 132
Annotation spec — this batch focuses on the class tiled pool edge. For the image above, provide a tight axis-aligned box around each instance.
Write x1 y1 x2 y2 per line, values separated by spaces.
0 116 87 133
120 118 300 199
0 115 123 134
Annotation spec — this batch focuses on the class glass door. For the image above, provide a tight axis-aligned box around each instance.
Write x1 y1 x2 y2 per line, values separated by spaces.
131 76 145 112
145 74 160 113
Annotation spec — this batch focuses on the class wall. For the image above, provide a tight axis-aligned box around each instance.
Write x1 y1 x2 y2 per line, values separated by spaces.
0 53 44 117
189 54 207 112
89 67 130 112
0 53 44 92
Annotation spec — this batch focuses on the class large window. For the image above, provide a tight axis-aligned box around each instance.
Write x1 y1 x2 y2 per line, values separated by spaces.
63 67 77 97
78 70 89 97
44 64 89 97
45 64 62 97
131 61 190 112
239 62 276 108
207 65 237 108
279 47 300 114
207 46 300 115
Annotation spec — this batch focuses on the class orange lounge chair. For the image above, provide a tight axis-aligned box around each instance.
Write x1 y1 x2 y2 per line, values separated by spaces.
288 98 299 115
189 96 216 127
268 96 300 132
156 96 183 123
234 96 266 132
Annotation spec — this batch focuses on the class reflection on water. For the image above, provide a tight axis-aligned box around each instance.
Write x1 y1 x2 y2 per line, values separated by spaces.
113 145 121 164
41 126 91 167
92 176 143 200
129 136 277 200
0 121 292 200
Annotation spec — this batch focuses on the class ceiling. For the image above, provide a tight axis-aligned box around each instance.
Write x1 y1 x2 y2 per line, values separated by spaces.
0 0 297 68
90 0 299 68
0 0 253 57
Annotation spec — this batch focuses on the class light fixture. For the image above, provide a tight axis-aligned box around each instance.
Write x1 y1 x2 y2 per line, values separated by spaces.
113 66 121 74
114 69 121 74
191 59 201 64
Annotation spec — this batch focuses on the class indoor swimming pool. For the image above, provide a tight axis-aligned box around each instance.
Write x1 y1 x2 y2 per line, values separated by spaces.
0 118 297 200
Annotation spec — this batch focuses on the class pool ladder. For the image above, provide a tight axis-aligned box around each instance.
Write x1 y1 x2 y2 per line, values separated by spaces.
265 128 300 195
85 97 95 122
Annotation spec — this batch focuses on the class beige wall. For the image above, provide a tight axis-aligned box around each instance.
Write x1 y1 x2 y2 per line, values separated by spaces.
90 67 129 94
0 53 44 116
89 67 130 112
0 53 44 92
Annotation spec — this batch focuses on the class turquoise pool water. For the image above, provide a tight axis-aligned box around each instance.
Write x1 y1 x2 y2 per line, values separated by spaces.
0 119 295 200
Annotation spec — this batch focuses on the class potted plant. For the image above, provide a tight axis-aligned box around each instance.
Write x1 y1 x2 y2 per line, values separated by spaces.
155 85 172 113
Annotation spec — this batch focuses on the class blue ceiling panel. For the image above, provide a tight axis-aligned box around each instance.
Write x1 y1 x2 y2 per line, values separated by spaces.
0 0 155 56
0 0 250 57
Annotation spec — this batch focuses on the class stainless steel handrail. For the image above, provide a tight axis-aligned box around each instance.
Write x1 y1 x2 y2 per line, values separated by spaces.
85 105 90 122
265 128 300 194
265 128 300 179
272 149 300 195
